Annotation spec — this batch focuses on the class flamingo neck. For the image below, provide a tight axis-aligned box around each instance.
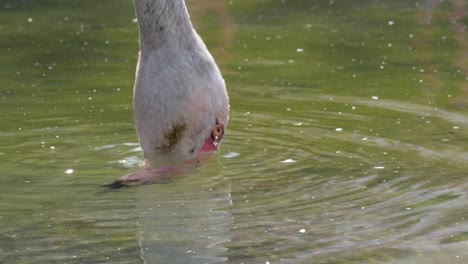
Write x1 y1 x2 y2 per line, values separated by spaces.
133 0 194 50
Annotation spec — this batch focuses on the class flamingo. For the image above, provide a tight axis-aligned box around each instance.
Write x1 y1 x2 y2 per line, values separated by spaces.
107 0 229 188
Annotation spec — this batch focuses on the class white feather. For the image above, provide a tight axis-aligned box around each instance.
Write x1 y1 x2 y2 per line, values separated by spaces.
132 0 229 163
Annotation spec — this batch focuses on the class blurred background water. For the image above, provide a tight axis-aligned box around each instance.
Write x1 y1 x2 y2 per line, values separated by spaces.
0 0 467 263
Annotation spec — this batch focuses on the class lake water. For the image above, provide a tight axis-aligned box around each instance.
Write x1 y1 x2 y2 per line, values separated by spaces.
1 0 467 263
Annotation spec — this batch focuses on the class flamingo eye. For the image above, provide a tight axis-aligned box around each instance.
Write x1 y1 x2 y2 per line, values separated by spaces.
211 123 224 141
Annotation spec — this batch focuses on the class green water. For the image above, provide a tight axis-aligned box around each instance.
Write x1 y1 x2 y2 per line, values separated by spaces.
1 0 467 263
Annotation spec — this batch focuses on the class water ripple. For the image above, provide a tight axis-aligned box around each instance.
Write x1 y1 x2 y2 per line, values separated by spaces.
215 91 468 262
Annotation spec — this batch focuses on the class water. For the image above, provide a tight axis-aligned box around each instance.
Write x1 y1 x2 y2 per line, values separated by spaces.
1 0 467 263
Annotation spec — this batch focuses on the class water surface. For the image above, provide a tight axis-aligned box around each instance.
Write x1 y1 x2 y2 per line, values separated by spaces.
1 0 467 263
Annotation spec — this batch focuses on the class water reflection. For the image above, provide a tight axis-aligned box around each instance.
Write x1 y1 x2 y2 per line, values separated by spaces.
135 169 232 264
